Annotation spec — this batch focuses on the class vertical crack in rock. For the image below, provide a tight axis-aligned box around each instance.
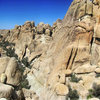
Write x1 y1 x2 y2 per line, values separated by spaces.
66 47 78 69
66 48 73 69
22 45 28 59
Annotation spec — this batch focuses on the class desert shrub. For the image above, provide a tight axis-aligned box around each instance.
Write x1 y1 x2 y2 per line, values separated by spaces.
18 59 31 89
87 89 94 99
96 73 100 77
87 83 100 99
21 57 31 69
5 47 18 59
0 34 3 38
19 75 31 89
0 40 18 58
0 40 15 47
18 61 25 73
66 86 79 100
70 73 82 83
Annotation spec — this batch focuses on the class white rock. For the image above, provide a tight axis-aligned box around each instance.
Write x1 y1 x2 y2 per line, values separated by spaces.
55 83 69 96
0 73 7 83
74 64 96 74
0 98 7 100
5 57 21 86
0 83 14 99
89 98 99 100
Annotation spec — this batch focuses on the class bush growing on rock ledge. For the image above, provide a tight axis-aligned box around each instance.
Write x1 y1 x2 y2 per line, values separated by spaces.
19 75 31 89
70 73 82 83
66 85 79 100
21 57 32 69
0 39 18 58
87 83 100 99
95 73 100 77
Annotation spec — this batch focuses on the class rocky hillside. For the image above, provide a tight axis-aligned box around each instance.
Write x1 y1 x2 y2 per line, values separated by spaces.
1 0 100 100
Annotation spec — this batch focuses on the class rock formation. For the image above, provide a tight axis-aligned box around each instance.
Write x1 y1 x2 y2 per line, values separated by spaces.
1 0 100 100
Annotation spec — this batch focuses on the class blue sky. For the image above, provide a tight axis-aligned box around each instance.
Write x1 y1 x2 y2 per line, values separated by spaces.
0 0 73 29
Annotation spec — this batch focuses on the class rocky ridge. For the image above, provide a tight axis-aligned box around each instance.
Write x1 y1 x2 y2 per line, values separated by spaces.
1 0 100 100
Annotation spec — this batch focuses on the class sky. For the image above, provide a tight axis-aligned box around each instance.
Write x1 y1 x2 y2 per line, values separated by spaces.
0 0 73 29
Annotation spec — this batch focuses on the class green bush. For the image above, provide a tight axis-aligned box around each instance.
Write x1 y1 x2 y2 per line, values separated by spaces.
21 57 31 69
19 75 31 89
66 86 79 100
18 61 25 73
0 40 18 58
70 73 82 83
0 40 15 47
87 89 94 99
96 73 100 77
5 47 18 59
87 83 100 99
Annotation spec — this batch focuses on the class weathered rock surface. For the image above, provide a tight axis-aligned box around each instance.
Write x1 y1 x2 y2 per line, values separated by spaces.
55 83 69 96
0 83 14 99
1 0 100 100
5 57 21 86
95 67 100 73
74 64 96 73
0 57 10 74
22 88 39 100
0 57 21 86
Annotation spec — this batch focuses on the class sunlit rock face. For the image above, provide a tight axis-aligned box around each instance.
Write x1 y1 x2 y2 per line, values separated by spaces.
1 0 100 100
